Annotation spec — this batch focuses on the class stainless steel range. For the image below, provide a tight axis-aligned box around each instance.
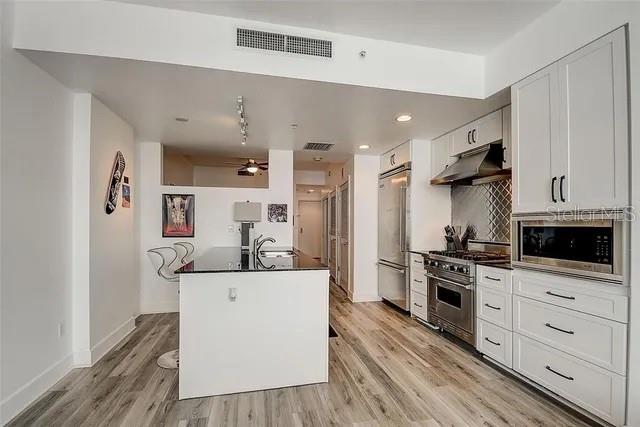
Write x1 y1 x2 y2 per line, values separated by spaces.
425 249 509 345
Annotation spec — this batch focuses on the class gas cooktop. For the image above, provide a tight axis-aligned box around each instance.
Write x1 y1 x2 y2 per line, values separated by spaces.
427 250 509 262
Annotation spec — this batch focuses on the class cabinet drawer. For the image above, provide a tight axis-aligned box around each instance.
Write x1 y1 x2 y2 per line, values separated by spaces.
476 265 512 292
411 291 427 320
513 296 626 375
409 253 425 269
476 287 512 330
513 333 626 426
477 319 512 368
512 269 628 322
410 271 427 296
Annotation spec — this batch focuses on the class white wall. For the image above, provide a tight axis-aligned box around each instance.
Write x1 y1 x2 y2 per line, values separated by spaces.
138 144 293 313
294 170 326 186
484 4 640 424
350 155 379 302
88 96 138 356
11 0 485 98
0 2 74 422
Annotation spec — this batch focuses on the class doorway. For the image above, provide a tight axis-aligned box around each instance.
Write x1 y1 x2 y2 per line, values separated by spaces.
298 200 322 258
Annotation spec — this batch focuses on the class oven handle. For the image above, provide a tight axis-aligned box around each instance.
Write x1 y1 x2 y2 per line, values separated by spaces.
425 273 473 290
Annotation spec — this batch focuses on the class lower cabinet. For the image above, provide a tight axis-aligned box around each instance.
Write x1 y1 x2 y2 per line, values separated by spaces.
410 290 427 320
513 333 626 426
477 319 512 368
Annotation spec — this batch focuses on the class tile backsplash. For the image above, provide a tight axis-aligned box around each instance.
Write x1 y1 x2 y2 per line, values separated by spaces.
451 178 512 243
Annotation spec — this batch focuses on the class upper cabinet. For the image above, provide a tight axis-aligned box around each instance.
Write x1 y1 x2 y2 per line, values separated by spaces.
380 141 411 173
450 110 503 156
512 27 629 213
502 105 512 169
430 135 455 180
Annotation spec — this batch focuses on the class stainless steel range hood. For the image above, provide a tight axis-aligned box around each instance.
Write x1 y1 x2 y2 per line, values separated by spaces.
430 144 508 185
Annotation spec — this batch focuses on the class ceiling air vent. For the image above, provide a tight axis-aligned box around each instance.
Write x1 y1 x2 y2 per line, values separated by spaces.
304 142 335 151
237 28 332 58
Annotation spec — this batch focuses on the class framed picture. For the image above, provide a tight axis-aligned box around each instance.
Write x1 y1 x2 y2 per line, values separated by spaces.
162 194 195 237
122 183 131 208
267 203 288 223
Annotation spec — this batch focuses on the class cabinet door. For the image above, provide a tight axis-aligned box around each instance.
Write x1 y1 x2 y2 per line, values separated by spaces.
380 141 411 173
512 64 559 213
430 134 454 179
502 105 512 169
475 109 502 146
450 126 472 156
557 28 628 210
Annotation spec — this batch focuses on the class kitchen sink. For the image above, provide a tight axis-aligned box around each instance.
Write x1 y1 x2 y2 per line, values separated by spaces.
260 250 297 258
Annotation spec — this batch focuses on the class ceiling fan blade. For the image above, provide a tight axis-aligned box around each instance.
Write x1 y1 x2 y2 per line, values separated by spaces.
259 165 268 170
257 162 268 166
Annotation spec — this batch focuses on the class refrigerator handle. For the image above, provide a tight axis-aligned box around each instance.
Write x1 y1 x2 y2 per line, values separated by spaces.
400 186 407 252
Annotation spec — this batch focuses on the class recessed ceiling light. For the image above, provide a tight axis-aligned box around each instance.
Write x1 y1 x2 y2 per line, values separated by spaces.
359 144 370 150
307 189 315 193
175 117 189 122
313 157 323 162
395 114 412 122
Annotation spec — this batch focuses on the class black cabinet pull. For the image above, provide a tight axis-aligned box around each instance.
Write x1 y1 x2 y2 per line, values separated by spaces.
546 291 575 300
484 337 501 346
484 303 501 310
414 279 423 284
413 303 423 308
484 276 500 281
545 365 574 381
503 146 507 163
559 175 566 202
472 129 477 143
551 177 557 203
545 323 574 335
467 130 471 144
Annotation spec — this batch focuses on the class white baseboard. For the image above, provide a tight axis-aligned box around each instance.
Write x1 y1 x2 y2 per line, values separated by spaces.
0 354 74 425
73 350 92 367
89 317 136 365
351 293 382 303
140 299 179 314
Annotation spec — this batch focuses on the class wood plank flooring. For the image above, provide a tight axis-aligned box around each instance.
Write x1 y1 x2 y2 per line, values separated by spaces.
8 284 591 426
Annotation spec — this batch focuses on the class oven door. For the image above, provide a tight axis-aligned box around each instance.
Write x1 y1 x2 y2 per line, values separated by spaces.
427 273 473 335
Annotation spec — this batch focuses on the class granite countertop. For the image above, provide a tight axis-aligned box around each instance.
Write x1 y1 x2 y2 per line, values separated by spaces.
175 247 328 274
408 249 431 256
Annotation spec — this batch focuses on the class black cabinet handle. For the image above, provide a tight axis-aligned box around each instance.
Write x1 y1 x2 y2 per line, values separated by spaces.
546 291 575 300
503 146 507 163
467 130 471 144
545 322 574 335
413 303 423 308
484 276 500 281
484 303 501 311
545 365 574 381
472 129 477 143
485 337 501 346
551 177 557 203
414 279 423 283
559 175 566 202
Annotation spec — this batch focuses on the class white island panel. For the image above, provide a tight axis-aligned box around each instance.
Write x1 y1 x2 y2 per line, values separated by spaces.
179 269 329 399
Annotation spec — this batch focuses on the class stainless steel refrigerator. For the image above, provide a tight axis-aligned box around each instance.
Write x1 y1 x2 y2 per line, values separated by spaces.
378 162 410 310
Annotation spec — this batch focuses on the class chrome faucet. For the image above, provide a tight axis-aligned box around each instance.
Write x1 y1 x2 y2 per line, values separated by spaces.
253 234 276 254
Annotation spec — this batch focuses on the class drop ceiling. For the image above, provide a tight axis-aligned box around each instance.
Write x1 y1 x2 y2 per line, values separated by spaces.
118 0 559 54
23 50 510 162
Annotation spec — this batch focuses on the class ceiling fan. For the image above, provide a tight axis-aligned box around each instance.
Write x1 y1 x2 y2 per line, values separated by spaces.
238 159 268 175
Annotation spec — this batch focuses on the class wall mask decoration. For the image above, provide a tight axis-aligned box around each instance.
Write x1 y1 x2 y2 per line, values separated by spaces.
163 194 195 237
121 176 131 208
105 151 126 214
267 203 288 223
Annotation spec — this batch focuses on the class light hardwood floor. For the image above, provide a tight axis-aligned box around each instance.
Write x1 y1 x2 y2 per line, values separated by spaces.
8 284 591 426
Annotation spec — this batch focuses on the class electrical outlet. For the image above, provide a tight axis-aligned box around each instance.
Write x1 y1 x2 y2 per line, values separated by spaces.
227 225 234 233
58 322 64 337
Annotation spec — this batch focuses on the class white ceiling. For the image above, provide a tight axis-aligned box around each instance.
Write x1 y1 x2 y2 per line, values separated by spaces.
24 50 509 163
119 0 558 54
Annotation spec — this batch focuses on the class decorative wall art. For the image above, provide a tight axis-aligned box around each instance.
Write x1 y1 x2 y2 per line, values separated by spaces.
267 203 288 223
105 151 126 214
121 176 131 208
162 194 195 237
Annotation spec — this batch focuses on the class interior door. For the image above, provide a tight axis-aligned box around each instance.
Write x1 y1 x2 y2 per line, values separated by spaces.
298 200 322 258
338 181 350 292
558 27 628 210
321 197 328 265
512 63 558 213
378 169 408 266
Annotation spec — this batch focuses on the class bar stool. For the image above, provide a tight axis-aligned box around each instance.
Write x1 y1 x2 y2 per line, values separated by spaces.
147 247 180 369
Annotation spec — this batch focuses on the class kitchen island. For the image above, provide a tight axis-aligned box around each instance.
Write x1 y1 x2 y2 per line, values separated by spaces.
175 247 329 400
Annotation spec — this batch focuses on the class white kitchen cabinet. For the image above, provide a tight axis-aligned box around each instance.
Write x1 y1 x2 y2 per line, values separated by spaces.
511 64 558 213
477 319 513 368
450 126 472 157
557 28 629 211
501 105 512 169
512 27 628 213
450 109 503 156
380 141 411 173
430 134 455 179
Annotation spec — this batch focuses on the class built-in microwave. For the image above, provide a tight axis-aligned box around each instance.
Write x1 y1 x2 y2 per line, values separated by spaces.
512 212 628 284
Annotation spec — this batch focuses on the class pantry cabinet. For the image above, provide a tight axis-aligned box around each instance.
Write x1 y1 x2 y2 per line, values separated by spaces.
512 27 628 213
